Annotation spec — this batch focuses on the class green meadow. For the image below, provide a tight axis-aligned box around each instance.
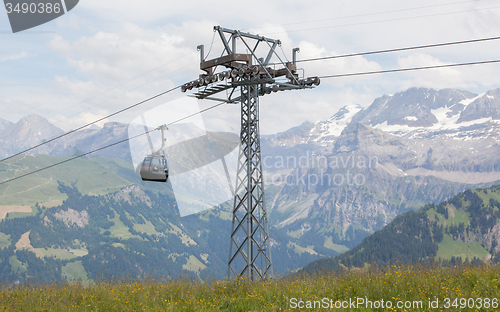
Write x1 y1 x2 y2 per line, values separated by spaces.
1 264 499 311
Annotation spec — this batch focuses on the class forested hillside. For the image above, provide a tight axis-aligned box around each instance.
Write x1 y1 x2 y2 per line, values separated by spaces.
299 185 500 275
0 178 319 283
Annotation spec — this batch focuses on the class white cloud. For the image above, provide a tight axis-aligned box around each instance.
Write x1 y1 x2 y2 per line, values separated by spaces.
396 54 461 89
47 22 203 84
55 12 86 30
0 52 27 62
296 41 382 85
395 53 500 90
48 110 110 130
53 76 103 98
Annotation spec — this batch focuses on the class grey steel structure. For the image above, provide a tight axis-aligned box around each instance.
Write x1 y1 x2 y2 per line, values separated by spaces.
182 26 319 280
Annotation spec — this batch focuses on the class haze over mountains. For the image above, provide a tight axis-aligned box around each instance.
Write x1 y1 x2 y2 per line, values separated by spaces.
0 116 130 161
2 86 500 279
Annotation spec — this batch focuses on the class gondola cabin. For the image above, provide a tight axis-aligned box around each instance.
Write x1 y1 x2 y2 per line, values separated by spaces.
140 155 169 182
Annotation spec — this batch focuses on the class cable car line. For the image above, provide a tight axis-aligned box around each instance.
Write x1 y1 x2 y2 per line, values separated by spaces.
6 32 500 161
0 85 181 164
317 59 500 79
0 131 151 187
0 100 227 186
3 57 500 186
4 55 499 165
277 35 500 65
5 56 500 186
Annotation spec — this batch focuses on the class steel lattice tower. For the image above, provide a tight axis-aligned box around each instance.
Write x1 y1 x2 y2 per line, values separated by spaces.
228 83 272 280
182 26 319 280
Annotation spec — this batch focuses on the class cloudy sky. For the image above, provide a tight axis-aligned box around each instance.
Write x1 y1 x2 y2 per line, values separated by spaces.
1 0 500 134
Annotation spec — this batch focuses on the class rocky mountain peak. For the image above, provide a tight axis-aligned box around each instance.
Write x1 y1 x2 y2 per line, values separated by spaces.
458 88 500 123
332 120 405 156
0 114 64 157
333 121 368 153
0 114 63 143
353 88 477 128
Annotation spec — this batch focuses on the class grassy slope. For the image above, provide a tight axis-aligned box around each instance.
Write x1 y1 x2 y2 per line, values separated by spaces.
0 155 135 206
62 261 88 282
324 236 350 253
106 209 143 240
437 235 490 261
0 233 10 249
1 265 499 311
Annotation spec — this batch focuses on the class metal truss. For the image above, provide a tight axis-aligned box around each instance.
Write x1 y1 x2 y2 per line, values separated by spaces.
227 83 272 280
183 26 319 281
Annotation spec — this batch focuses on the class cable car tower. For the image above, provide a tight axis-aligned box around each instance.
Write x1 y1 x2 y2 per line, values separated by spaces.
181 26 319 280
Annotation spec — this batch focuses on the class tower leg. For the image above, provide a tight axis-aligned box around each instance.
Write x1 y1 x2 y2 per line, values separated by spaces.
228 84 272 280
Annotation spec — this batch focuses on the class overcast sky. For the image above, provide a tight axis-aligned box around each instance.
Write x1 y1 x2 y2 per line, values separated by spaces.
1 0 500 134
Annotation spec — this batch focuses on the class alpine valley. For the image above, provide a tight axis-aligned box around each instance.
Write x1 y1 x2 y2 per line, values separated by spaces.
1 86 500 282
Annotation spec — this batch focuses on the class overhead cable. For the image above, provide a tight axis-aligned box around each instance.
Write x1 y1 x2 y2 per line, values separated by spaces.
317 59 500 79
0 101 226 186
296 35 500 64
0 85 181 163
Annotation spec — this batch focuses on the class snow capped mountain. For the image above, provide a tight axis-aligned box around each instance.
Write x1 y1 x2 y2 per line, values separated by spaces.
458 88 500 123
263 87 500 151
262 104 363 149
351 88 500 142
310 104 363 144
4 87 499 175
332 87 500 178
353 88 477 128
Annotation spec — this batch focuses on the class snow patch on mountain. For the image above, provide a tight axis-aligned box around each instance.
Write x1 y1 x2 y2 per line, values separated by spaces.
369 91 500 139
459 93 484 107
373 115 499 139
312 104 363 141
